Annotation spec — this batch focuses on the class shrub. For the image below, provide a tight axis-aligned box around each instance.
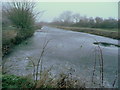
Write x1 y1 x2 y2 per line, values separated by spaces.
3 2 36 39
2 74 34 88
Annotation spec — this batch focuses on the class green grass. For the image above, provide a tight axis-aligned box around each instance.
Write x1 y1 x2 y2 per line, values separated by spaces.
55 26 119 40
2 69 85 89
70 26 118 32
2 74 34 88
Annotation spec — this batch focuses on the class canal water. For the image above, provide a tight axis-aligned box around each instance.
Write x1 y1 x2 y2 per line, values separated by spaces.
3 26 118 88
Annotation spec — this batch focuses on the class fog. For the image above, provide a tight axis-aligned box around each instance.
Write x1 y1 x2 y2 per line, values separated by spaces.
36 2 118 22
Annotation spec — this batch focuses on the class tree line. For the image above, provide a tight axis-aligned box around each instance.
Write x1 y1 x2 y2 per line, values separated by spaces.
51 11 118 29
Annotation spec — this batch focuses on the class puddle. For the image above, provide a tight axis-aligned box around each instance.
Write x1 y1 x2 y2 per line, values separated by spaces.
93 42 120 47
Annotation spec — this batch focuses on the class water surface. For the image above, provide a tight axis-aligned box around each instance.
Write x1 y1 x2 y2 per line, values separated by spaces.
3 26 118 88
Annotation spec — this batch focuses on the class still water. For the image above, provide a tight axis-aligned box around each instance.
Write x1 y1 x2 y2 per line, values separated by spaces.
3 26 118 88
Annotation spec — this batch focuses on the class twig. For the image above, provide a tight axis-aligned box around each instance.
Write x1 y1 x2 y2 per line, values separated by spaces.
36 39 51 81
92 38 104 87
97 44 104 87
112 70 118 87
92 47 97 84
28 56 36 81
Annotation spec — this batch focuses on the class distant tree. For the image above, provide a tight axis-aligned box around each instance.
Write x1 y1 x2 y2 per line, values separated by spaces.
51 11 118 29
94 17 103 28
95 17 103 24
100 18 118 29
118 19 120 28
88 17 95 27
52 17 63 25
78 16 89 27
58 11 73 25
72 13 81 23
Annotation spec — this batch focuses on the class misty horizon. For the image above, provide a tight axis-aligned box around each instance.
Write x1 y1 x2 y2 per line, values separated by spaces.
35 2 118 22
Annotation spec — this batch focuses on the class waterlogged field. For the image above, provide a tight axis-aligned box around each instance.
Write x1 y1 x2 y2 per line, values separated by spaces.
3 26 118 88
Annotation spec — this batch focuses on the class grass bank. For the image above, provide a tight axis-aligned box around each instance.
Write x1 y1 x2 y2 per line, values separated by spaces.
2 2 42 57
2 26 41 57
2 27 17 57
2 72 85 89
55 26 119 40
2 74 34 88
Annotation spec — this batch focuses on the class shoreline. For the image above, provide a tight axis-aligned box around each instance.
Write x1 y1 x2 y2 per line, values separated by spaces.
54 26 119 40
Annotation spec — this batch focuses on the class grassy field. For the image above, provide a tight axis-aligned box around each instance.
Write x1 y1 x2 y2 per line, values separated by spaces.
55 26 119 40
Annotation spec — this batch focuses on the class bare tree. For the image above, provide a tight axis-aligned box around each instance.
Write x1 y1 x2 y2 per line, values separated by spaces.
58 11 73 25
72 13 81 23
88 17 95 27
95 17 103 24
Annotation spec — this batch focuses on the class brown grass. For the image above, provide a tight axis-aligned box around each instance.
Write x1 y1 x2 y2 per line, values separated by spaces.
2 30 17 44
2 29 17 57
33 69 86 89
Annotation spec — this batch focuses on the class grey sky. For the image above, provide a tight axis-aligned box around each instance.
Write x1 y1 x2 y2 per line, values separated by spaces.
36 2 118 22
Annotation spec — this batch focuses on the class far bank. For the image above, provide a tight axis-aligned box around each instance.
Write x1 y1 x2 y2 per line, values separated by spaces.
54 26 119 40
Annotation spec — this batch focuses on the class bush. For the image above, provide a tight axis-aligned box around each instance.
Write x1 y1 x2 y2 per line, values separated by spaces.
2 2 37 57
3 2 36 39
2 74 34 88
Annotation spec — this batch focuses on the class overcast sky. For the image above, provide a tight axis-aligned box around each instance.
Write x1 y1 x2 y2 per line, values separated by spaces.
35 2 118 22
